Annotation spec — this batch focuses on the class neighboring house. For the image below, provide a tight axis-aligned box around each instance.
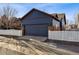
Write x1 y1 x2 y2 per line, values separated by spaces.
20 8 63 37
51 13 66 30
51 13 66 25
57 14 66 25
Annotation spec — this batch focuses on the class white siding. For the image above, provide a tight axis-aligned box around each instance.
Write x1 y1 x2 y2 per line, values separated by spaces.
62 19 65 26
52 19 60 27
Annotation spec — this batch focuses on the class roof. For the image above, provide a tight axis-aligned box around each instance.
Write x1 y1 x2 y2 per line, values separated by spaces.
51 13 66 20
57 13 66 24
20 8 60 22
57 14 65 19
51 13 58 18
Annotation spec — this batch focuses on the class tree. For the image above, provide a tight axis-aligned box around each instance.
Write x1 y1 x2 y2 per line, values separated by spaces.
0 5 18 20
0 5 18 29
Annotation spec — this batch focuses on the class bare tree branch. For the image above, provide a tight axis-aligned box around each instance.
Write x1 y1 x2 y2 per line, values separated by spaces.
0 5 19 29
0 5 18 20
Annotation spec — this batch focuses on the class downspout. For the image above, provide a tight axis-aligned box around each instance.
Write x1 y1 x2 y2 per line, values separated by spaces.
60 19 62 31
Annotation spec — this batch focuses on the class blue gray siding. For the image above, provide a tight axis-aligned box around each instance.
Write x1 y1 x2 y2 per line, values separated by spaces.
21 10 52 25
21 10 60 36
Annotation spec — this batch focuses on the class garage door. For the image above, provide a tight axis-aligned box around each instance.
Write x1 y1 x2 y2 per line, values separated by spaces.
25 24 48 37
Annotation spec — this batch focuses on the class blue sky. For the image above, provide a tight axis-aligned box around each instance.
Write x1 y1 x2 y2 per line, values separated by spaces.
0 3 79 24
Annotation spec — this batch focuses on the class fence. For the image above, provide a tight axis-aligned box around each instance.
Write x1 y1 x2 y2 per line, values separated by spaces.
0 29 22 36
48 30 79 42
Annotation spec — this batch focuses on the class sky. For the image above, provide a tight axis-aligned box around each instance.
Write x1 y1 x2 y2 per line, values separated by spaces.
0 3 79 24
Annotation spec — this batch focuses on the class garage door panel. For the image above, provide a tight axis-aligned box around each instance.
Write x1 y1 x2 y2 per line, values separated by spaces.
25 25 48 36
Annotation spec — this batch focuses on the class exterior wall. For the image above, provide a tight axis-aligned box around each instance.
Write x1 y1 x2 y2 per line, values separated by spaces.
77 24 79 28
53 19 64 30
21 10 61 27
61 18 65 25
75 14 79 27
21 10 53 25
52 19 60 27
48 30 79 42
0 29 22 36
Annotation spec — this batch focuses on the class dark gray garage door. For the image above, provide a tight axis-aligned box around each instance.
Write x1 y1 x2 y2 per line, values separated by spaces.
25 24 48 37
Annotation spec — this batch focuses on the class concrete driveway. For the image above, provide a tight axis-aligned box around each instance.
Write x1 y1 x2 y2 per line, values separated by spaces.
17 36 48 41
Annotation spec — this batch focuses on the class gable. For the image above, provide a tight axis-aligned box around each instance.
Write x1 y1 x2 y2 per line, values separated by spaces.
23 10 50 20
21 10 53 25
20 8 60 26
21 8 59 21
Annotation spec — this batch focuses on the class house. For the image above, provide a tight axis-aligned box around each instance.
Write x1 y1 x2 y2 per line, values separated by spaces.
20 8 64 37
51 13 66 30
57 14 66 25
51 13 66 24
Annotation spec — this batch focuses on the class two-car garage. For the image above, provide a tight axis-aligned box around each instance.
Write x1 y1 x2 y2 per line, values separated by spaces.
23 24 48 37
